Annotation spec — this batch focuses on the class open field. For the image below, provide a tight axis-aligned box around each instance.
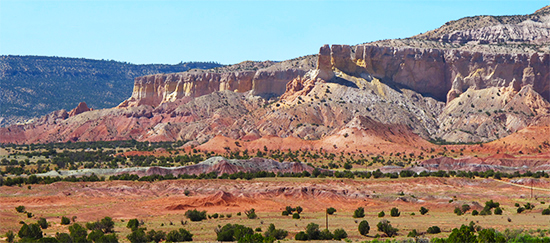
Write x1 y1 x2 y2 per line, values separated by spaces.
1 177 550 242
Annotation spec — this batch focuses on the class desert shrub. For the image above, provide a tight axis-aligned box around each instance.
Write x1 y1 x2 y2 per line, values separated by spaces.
319 229 333 240
479 208 492 215
216 223 254 241
472 210 479 216
542 208 550 215
427 226 441 234
517 207 526 214
292 213 300 219
477 228 506 243
447 224 476 243
255 227 262 232
18 223 43 240
515 203 520 207
127 228 147 243
86 217 115 233
27 212 33 218
295 231 308 241
126 219 140 231
264 223 288 240
146 229 166 243
282 211 289 216
378 211 385 217
454 207 463 216
69 223 88 243
88 229 104 242
16 205 26 213
305 223 321 240
56 233 72 243
245 208 257 219
524 202 534 210
6 230 15 243
96 233 118 243
212 213 219 219
461 204 471 213
61 216 71 225
494 207 503 215
38 218 48 229
420 207 429 215
296 206 303 214
358 220 370 236
167 228 193 242
333 228 348 240
353 207 365 218
377 219 398 237
185 209 207 221
390 207 400 217
408 229 419 237
326 207 336 215
236 212 241 216
226 214 232 218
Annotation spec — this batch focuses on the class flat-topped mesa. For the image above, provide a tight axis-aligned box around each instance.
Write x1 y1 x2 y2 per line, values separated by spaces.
118 68 306 108
322 44 549 102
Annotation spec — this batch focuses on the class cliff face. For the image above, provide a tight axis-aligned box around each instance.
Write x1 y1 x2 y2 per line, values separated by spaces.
118 66 307 108
323 44 549 102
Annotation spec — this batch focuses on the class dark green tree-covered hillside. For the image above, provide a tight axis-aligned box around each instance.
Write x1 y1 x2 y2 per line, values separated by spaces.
0 55 222 126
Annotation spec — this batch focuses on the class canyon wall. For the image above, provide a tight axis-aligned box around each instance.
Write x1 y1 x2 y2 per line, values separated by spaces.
118 68 306 108
324 44 549 102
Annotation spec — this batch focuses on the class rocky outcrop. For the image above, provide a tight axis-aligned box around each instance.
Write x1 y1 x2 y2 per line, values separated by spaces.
323 44 549 102
118 68 306 108
68 102 91 117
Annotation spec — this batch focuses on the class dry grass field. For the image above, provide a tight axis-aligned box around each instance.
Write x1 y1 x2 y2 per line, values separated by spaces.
1 177 549 242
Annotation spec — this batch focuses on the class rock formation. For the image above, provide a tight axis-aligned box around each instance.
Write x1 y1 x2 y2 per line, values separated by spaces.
68 102 92 117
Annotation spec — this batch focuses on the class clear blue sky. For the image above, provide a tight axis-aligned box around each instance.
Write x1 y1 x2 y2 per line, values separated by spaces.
1 0 547 65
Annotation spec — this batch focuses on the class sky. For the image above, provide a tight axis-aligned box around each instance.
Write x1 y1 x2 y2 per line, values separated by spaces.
1 0 548 65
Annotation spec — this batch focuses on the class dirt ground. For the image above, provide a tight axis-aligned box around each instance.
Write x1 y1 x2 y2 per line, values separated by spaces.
1 177 550 242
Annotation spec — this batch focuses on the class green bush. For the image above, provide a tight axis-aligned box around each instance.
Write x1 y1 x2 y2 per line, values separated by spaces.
326 207 337 215
517 207 526 214
68 223 88 243
282 211 289 216
166 228 193 242
377 219 398 237
408 229 418 237
292 213 300 219
16 205 26 213
494 207 503 215
212 213 219 219
353 207 365 218
319 229 333 240
333 228 347 240
6 230 15 243
390 207 400 217
88 229 104 242
447 224 476 243
295 231 308 241
146 229 166 243
86 217 115 233
216 223 254 241
126 219 140 231
378 211 385 217
38 218 48 229
454 207 463 216
264 223 288 240
420 207 429 215
461 204 471 214
427 226 441 234
305 223 321 240
358 220 370 236
245 208 257 219
185 209 207 221
61 216 71 225
296 206 303 214
18 223 43 240
542 208 550 215
127 228 147 243
472 210 479 216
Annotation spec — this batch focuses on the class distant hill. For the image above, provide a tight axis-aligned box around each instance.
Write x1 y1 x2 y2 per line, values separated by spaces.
0 55 222 126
